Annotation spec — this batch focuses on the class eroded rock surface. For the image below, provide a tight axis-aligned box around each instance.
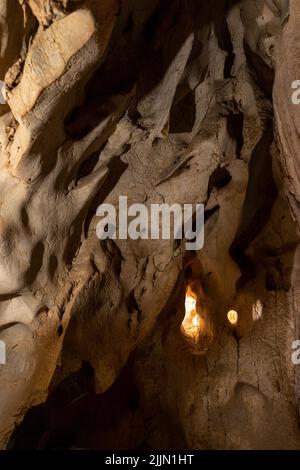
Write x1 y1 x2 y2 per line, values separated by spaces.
0 0 300 450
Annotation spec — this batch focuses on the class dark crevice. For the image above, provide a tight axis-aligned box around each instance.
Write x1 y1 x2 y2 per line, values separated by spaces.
75 151 100 185
243 41 275 100
204 205 220 222
83 154 129 239
24 241 45 286
126 290 142 329
227 113 244 158
208 166 232 196
7 361 147 450
169 87 196 134
213 0 236 79
229 120 278 288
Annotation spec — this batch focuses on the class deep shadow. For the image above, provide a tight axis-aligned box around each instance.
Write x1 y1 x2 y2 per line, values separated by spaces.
229 119 278 288
8 357 187 450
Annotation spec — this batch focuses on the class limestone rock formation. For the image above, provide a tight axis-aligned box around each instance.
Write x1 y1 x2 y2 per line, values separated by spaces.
0 0 300 450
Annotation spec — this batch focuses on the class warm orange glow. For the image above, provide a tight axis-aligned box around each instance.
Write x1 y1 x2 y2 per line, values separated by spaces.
185 291 196 314
227 309 238 325
182 287 200 337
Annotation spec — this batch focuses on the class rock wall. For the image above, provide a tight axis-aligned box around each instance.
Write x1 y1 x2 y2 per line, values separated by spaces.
0 0 300 450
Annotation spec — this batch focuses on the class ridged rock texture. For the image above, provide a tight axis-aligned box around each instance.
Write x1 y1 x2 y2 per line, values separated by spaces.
0 0 300 450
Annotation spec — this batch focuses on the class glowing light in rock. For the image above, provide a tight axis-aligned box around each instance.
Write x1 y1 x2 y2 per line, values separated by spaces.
182 287 200 337
185 292 196 315
227 309 238 326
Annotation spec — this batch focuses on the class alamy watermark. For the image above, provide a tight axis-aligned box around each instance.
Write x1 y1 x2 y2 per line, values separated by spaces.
292 340 300 365
289 83 300 365
0 340 6 365
292 81 300 105
96 196 204 251
0 80 6 105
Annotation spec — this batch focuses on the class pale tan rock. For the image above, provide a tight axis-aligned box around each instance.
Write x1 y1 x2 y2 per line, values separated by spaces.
0 0 300 451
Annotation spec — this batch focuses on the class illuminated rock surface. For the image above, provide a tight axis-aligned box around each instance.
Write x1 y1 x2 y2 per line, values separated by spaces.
0 0 300 450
